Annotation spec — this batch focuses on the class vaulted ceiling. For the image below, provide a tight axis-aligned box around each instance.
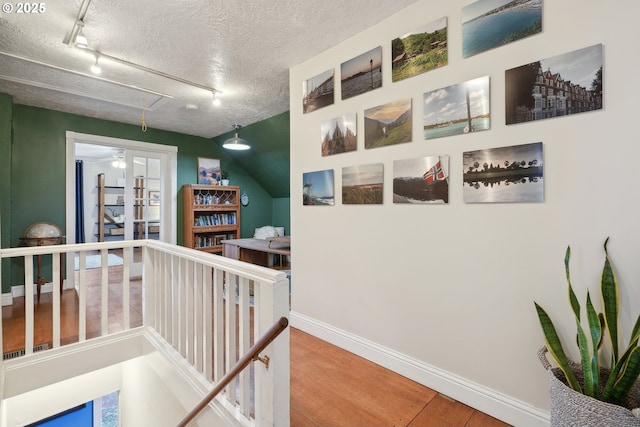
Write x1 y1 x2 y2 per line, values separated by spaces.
0 0 420 139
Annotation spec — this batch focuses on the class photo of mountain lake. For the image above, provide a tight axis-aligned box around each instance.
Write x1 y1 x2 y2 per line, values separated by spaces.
462 0 542 58
342 163 383 205
391 17 448 82
303 169 335 206
341 46 382 100
393 155 449 204
423 76 490 140
463 142 543 203
365 98 412 149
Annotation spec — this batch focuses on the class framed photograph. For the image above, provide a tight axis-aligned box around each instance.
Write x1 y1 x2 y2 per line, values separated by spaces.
197 157 221 184
423 76 490 140
342 163 384 205
506 44 602 125
149 191 160 206
393 155 449 204
302 169 335 206
321 114 357 156
341 46 382 100
303 69 334 114
462 0 543 58
463 142 544 203
364 98 412 149
392 17 448 82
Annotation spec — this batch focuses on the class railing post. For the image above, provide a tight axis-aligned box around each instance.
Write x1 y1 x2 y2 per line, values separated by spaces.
142 245 155 329
254 274 290 427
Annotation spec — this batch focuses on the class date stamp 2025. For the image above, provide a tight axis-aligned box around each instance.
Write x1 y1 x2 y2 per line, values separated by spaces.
2 2 46 14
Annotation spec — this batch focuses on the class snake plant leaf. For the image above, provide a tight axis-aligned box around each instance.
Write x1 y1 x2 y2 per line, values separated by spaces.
601 237 619 364
584 292 601 396
609 346 640 405
630 314 640 348
602 333 640 401
597 313 605 350
535 302 582 392
565 246 581 321
575 315 597 397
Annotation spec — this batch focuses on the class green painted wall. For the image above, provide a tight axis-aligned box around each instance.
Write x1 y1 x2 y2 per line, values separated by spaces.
213 112 290 198
1 100 290 292
214 112 291 237
272 198 291 236
0 94 13 288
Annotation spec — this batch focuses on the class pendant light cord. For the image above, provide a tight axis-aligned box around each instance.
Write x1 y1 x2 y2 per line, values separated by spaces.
141 109 147 132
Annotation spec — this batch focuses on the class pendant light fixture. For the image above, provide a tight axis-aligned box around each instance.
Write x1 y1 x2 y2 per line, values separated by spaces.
112 156 126 169
90 53 101 74
223 124 251 150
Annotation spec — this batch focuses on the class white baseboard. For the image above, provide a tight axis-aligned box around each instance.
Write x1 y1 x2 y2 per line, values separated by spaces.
2 280 69 306
290 311 550 427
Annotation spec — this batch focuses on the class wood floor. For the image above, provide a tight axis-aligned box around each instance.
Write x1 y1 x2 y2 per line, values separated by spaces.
2 266 510 427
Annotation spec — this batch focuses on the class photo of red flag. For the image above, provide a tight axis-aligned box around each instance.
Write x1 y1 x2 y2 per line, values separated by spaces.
422 161 446 183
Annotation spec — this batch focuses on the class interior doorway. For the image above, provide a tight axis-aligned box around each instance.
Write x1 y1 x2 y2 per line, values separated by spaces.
65 131 177 285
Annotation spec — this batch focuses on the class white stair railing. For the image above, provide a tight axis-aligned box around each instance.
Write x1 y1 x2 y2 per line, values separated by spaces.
0 240 290 427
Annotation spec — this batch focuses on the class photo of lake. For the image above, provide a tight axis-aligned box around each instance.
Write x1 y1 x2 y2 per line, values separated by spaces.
463 142 543 203
341 46 382 100
423 76 490 140
462 0 542 58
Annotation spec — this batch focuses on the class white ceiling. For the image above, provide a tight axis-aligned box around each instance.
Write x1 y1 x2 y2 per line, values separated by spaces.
0 0 420 138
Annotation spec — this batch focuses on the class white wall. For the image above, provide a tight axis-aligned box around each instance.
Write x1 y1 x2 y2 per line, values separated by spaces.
290 1 640 424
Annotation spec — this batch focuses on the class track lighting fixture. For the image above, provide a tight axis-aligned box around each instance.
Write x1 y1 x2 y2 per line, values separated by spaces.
223 125 251 150
74 21 88 48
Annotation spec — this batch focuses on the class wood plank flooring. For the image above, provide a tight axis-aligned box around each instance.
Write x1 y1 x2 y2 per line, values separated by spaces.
2 265 510 427
290 328 509 427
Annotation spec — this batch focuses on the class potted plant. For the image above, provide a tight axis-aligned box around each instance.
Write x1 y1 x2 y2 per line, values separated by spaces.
535 238 640 426
220 170 230 186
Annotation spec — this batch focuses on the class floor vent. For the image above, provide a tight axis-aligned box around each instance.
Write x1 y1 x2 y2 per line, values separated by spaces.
3 343 49 360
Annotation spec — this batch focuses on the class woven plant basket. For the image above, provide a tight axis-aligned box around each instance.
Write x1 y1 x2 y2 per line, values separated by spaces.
539 347 640 427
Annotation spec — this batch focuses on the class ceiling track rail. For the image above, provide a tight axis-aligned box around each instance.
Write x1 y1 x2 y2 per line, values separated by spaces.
76 46 220 94
0 51 173 101
64 0 220 95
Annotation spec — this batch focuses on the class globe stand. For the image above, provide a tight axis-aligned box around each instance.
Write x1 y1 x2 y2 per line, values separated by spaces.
21 222 65 302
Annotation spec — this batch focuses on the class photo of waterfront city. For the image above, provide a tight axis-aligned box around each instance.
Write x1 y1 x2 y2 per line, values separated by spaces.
303 69 334 114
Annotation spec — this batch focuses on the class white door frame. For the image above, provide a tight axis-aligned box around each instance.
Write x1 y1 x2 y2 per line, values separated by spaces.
65 131 177 285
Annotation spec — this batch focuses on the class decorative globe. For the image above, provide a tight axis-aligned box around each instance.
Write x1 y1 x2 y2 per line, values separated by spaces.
23 222 63 246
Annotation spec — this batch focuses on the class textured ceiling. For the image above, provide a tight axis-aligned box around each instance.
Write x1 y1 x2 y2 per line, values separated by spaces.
0 0 420 138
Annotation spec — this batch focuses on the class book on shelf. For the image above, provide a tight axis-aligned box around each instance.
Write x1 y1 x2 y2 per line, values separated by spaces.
194 232 235 248
194 213 236 226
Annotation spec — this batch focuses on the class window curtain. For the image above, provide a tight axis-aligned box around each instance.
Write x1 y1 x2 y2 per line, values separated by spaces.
75 160 85 243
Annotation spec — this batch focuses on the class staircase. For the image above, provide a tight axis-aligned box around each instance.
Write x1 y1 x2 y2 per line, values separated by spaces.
0 240 290 426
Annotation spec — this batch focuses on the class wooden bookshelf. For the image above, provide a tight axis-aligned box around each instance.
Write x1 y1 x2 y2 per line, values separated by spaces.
182 184 240 254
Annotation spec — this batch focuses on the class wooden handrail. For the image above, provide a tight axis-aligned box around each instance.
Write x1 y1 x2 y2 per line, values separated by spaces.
176 316 289 427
